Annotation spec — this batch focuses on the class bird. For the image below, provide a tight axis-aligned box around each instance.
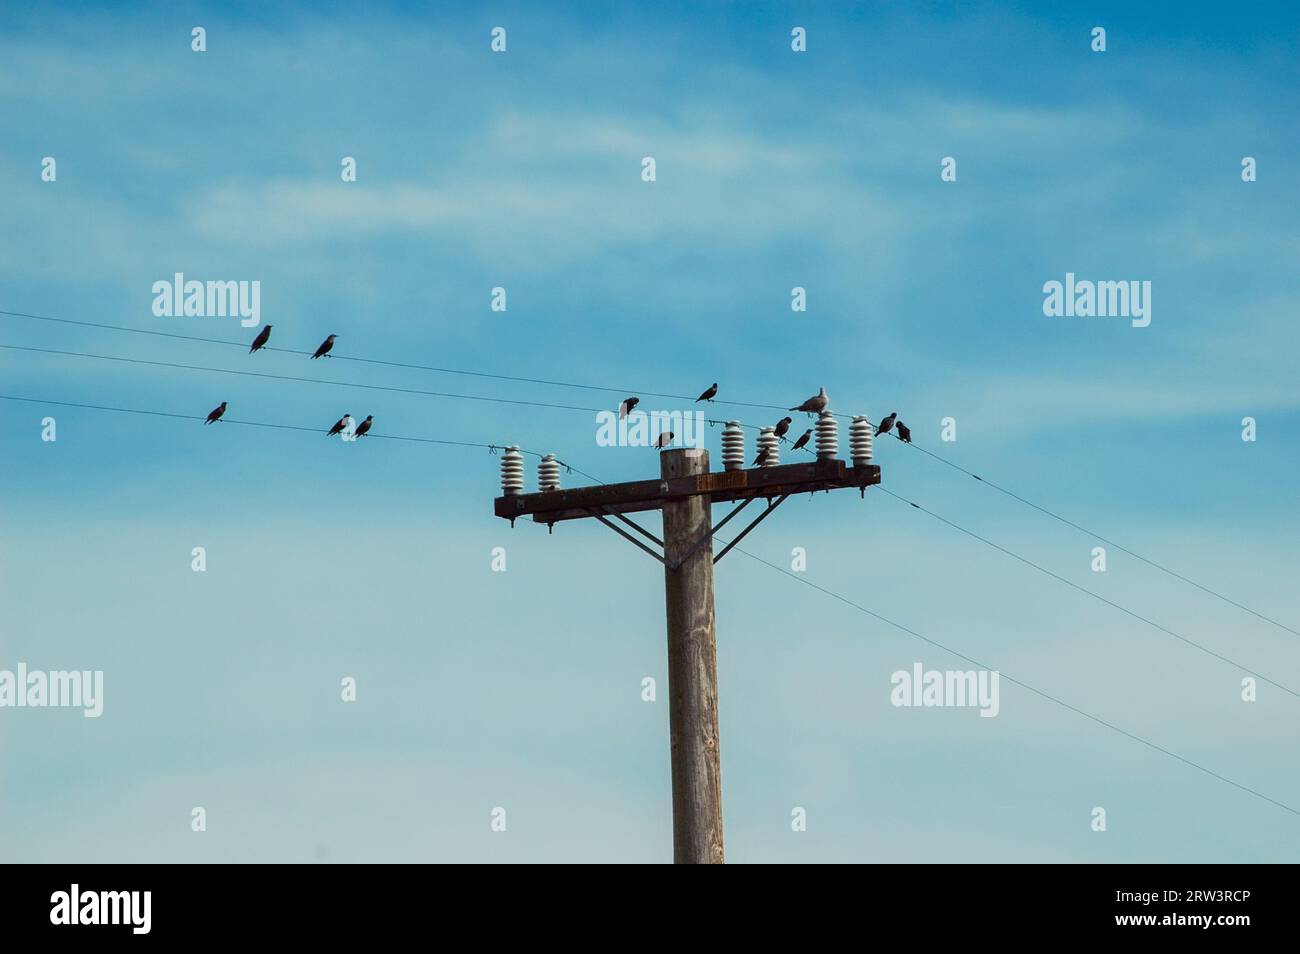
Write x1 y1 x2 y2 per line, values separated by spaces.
696 383 718 403
790 387 828 415
205 401 227 424
896 421 912 443
248 325 272 354
326 414 351 437
619 396 640 419
753 446 773 466
791 428 812 452
876 412 897 436
774 416 793 440
655 432 674 449
311 334 338 359
354 415 373 438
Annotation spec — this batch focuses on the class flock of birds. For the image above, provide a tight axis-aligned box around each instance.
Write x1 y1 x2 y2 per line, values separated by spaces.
203 325 913 456
622 384 912 460
203 325 372 437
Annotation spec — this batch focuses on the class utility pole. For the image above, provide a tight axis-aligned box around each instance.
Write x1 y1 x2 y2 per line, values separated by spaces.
494 414 880 863
661 447 723 863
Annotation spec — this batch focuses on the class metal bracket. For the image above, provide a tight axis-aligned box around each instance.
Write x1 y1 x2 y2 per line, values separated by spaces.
713 494 790 564
586 508 665 564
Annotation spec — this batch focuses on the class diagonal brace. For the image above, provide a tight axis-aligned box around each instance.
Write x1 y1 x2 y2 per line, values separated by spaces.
587 509 665 564
713 494 790 564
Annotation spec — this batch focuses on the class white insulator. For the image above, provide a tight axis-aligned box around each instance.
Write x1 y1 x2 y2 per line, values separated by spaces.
721 421 745 471
538 453 561 491
500 445 525 495
850 415 873 465
757 426 779 467
815 411 839 460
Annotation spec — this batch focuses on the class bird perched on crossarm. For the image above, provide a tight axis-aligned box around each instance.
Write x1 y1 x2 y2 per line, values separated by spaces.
327 414 351 437
655 432 674 449
312 334 338 359
205 401 227 424
696 383 718 403
790 387 828 415
248 325 272 354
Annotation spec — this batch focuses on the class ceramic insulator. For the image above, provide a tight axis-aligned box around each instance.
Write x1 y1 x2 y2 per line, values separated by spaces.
850 416 873 465
757 426 779 467
500 445 525 495
538 453 561 491
722 421 745 471
815 411 839 460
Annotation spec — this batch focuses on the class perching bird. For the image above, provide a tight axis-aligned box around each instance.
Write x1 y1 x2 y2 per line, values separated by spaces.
774 416 793 440
696 383 718 403
311 334 338 359
248 324 272 354
655 432 674 449
876 411 897 436
896 421 912 443
326 414 351 437
619 396 640 419
353 415 373 438
790 387 828 415
791 428 812 452
753 446 773 466
205 401 227 424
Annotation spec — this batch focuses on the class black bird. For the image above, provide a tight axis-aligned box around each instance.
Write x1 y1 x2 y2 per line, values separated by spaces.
791 428 812 452
326 414 351 437
696 383 718 403
249 324 272 354
655 431 674 449
354 415 373 438
619 396 640 419
896 421 912 443
753 446 773 466
876 411 897 436
205 401 227 424
312 334 338 359
774 416 793 440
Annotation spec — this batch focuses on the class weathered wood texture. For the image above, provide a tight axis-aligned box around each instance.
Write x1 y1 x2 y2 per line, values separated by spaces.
660 448 725 864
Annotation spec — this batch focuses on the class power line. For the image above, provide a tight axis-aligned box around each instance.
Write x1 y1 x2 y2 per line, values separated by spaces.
0 309 820 419
898 439 1300 639
0 393 601 480
728 544 1300 820
6 305 1295 638
5 387 1293 819
877 487 1300 700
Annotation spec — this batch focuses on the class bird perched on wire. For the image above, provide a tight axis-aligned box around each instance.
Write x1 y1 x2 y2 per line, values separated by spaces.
696 383 718 403
248 325 272 354
876 411 897 436
790 387 828 415
311 334 338 359
326 414 351 437
205 401 227 424
791 428 812 452
354 415 373 439
655 431 674 449
619 396 640 419
774 416 792 440
896 421 912 443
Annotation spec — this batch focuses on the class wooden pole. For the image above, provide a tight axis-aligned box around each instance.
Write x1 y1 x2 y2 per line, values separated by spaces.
660 447 724 863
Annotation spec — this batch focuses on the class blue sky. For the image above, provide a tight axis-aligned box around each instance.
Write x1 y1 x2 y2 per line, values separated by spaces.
1 1 1298 862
